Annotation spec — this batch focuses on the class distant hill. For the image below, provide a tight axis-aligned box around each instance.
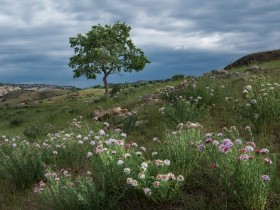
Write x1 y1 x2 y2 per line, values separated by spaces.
225 49 280 69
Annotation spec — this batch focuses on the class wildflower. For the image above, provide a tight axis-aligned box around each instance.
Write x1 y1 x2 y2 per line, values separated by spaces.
63 170 71 177
168 173 176 180
164 159 171 166
219 145 230 153
239 154 249 160
125 143 131 150
120 133 127 138
197 144 205 152
53 151 58 155
111 150 117 154
116 140 124 146
244 126 251 132
177 175 185 181
217 132 223 137
222 139 233 147
254 113 259 119
263 158 272 165
45 172 52 178
103 122 110 127
246 141 256 148
126 178 133 185
114 128 122 133
105 139 113 145
54 177 60 182
205 132 213 137
90 141 96 145
244 146 254 153
153 181 160 188
261 175 270 182
12 143 16 148
260 148 269 154
131 142 138 147
124 153 131 158
242 89 249 95
152 151 158 157
143 188 152 196
152 137 160 143
78 140 83 144
83 137 89 141
250 99 257 104
235 139 242 144
136 151 142 156
155 159 164 166
205 138 213 144
124 168 131 174
141 162 148 169
138 173 146 180
39 180 45 188
117 160 124 165
161 174 169 181
86 171 92 175
245 85 252 91
212 140 219 146
86 152 93 158
99 129 105 136
131 180 138 187
76 134 82 139
140 147 146 152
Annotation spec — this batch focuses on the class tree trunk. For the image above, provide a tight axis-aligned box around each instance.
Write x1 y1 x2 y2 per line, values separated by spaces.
103 75 109 97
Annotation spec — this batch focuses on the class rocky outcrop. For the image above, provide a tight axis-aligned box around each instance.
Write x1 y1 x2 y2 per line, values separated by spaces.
93 107 128 119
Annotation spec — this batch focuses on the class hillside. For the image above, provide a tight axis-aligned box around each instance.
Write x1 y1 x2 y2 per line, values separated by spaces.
225 49 280 69
0 58 280 210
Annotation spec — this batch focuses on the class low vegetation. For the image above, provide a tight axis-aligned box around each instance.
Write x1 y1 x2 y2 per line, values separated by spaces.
0 60 280 209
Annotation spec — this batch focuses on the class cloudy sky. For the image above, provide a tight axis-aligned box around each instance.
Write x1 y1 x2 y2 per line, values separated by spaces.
0 0 279 88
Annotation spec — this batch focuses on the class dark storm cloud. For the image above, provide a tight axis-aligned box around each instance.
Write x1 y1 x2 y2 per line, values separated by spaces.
0 0 279 87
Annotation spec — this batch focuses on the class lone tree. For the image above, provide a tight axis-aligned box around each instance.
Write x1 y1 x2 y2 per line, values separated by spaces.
69 21 150 96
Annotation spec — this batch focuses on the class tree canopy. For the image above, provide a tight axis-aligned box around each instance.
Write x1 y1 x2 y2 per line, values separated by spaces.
69 21 150 96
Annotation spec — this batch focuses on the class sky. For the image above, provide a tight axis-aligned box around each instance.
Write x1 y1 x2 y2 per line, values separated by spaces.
0 0 279 88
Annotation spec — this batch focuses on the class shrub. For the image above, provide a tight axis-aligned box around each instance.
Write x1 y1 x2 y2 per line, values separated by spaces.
0 139 45 189
171 74 185 81
9 118 24 126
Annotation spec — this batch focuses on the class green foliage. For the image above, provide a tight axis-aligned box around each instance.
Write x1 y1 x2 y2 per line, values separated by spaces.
200 130 276 210
171 74 185 80
163 98 208 127
69 21 150 96
23 124 54 139
9 117 24 127
0 142 45 190
40 177 108 210
110 84 122 97
237 83 280 132
160 129 203 175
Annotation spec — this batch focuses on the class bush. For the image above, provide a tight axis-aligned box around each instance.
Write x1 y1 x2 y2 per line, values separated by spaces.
9 118 24 127
0 140 45 189
171 74 185 81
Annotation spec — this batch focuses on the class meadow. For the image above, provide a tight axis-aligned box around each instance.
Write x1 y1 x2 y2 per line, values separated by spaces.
0 62 280 210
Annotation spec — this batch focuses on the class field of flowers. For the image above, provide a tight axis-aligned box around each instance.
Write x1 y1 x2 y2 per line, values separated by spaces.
0 68 280 209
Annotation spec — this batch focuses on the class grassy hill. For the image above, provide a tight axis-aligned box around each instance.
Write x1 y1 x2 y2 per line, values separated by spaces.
225 49 280 69
0 55 280 209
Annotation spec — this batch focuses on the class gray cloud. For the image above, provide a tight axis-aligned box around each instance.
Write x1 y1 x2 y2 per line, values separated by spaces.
0 0 279 87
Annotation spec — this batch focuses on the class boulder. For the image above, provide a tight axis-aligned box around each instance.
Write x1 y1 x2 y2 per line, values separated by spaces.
211 69 228 76
95 107 128 119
